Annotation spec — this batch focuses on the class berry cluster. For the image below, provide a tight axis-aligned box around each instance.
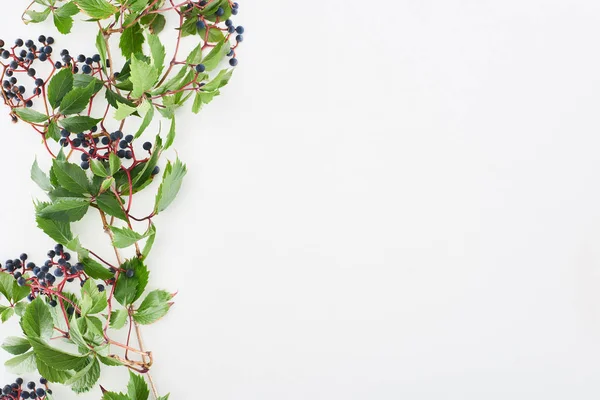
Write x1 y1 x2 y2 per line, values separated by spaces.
0 377 51 400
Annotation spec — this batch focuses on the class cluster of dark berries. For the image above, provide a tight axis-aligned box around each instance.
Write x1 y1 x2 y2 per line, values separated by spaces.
0 35 55 109
54 49 104 74
0 377 51 399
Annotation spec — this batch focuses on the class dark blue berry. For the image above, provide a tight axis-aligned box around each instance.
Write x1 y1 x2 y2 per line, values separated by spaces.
54 61 62 68
196 64 206 73
82 64 92 74
196 20 205 30
151 166 160 175
229 58 238 66
216 7 224 16
38 35 46 43
77 54 85 62
225 20 233 27
119 140 128 149
126 269 135 278
125 134 133 142
236 34 243 42
143 141 152 150
81 161 89 170
15 39 23 47
92 54 101 63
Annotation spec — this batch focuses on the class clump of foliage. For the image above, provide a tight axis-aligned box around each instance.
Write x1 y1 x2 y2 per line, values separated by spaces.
0 0 244 398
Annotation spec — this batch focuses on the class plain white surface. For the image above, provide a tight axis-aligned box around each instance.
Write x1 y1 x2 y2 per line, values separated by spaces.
2 0 600 398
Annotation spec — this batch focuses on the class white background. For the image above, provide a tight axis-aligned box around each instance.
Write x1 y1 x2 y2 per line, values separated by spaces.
2 0 600 399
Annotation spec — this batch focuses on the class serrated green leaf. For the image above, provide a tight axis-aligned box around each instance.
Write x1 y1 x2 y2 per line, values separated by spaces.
96 29 108 73
147 33 165 76
164 117 176 149
60 116 102 133
141 223 156 259
76 0 118 19
97 192 128 221
59 81 96 115
100 176 115 193
81 280 107 316
22 298 53 339
36 216 73 245
201 38 231 71
0 272 14 300
46 120 62 141
109 153 121 175
203 68 233 92
128 370 150 400
120 22 144 58
29 337 89 371
51 158 91 194
155 158 187 213
31 158 53 192
114 102 137 120
37 357 73 383
53 2 79 34
114 259 148 306
110 226 146 248
80 257 114 280
134 100 154 138
130 56 159 98
67 357 101 393
134 290 172 325
5 351 36 374
103 392 130 400
37 198 90 222
48 68 74 109
90 158 108 177
26 8 51 23
2 337 32 355
109 309 128 329
73 74 103 92
1 307 14 322
14 108 48 123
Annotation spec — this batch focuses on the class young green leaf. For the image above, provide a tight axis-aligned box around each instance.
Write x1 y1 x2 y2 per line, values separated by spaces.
36 357 74 383
114 258 149 306
141 223 156 259
48 68 74 109
80 256 114 280
130 56 159 98
201 38 231 71
14 108 48 123
1 337 32 355
0 306 14 323
155 158 187 213
0 272 14 301
96 29 108 73
76 0 118 19
147 33 166 75
60 116 102 133
96 192 128 221
25 8 51 24
66 356 101 393
114 102 137 120
128 370 150 400
109 153 121 175
103 392 130 400
109 309 128 329
110 226 146 248
90 158 108 177
31 158 53 192
4 351 36 374
164 117 176 149
22 298 53 340
46 120 62 141
119 22 144 58
134 100 154 138
53 1 79 34
133 290 172 325
80 280 107 316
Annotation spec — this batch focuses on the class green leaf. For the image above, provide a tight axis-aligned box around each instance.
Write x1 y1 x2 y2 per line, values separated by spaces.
29 337 89 371
119 22 144 58
0 271 14 300
134 290 172 325
103 392 130 400
5 351 36 374
98 354 124 366
97 192 128 221
149 13 165 34
74 74 104 92
81 280 107 316
128 370 150 400
109 153 121 175
155 158 187 213
46 120 62 141
31 158 53 192
130 56 159 98
14 302 27 317
48 68 74 109
110 226 146 248
90 159 108 177
2 337 32 355
59 81 96 115
36 216 73 245
203 68 233 92
147 33 166 75
76 0 118 19
51 158 90 194
100 177 115 193
186 43 203 65
141 223 156 259
134 100 154 138
60 116 102 133
80 256 114 280
114 102 137 120
53 2 79 34
164 117 176 149
109 309 128 329
1 307 14 323
114 258 149 306
37 198 90 222
157 395 170 400
26 8 51 23
66 357 101 393
22 298 53 339
36 357 73 383
201 38 231 71
14 108 48 123
96 29 108 73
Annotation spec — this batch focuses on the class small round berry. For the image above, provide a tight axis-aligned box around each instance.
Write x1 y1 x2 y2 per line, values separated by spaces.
35 78 44 86
101 136 110 145
236 26 244 34
216 6 225 16
1 50 8 59
97 284 105 292
54 61 62 69
225 19 233 27
151 166 160 175
119 140 128 149
26 382 35 390
53 268 63 277
125 134 134 142
196 63 206 73
38 35 46 43
15 39 23 47
236 34 243 42
117 149 126 158
27 68 36 77
126 269 135 278
61 129 70 138
92 54 101 63
125 150 133 159
35 388 45 397
66 307 74 315
25 100 33 108
77 54 85 63
81 161 89 170
20 253 27 261
39 378 47 385
196 20 205 30
60 49 69 56
229 58 238 66
49 299 57 307
143 141 152 151
38 53 47 62
44 46 52 54
82 64 92 74
46 36 54 44
17 277 26 286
